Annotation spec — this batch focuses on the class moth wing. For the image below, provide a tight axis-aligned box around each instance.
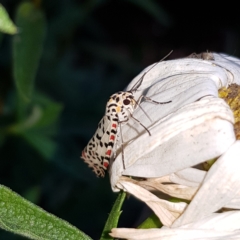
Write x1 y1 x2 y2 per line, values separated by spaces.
81 116 112 177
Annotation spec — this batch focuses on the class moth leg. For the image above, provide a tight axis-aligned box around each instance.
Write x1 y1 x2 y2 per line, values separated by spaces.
130 114 151 136
123 107 152 136
118 118 130 170
119 122 126 169
113 132 121 159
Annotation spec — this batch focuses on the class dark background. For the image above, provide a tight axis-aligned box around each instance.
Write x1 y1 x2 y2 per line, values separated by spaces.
0 0 239 239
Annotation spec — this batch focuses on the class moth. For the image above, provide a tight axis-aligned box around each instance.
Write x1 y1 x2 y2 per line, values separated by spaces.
81 53 172 177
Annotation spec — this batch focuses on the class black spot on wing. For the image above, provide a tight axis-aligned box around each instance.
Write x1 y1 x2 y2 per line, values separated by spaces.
111 129 117 134
108 103 117 108
96 134 101 140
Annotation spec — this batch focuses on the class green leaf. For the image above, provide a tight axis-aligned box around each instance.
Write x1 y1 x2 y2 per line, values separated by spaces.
137 213 162 229
100 191 126 240
0 4 17 34
0 185 92 240
13 2 46 104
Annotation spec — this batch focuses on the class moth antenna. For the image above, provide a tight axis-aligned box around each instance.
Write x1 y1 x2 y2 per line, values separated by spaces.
130 50 173 92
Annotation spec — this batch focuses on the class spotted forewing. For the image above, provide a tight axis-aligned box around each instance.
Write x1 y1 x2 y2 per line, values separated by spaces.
81 52 172 177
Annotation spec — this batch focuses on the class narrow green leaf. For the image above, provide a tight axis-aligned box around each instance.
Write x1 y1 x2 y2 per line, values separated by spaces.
100 191 126 240
0 4 17 34
0 185 92 240
13 2 46 104
137 213 162 229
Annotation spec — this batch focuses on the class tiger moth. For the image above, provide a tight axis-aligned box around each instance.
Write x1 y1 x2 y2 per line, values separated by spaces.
81 53 172 177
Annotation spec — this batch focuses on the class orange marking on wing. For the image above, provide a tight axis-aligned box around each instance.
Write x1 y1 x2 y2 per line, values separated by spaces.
112 123 117 128
106 150 111 156
110 135 115 140
103 161 109 168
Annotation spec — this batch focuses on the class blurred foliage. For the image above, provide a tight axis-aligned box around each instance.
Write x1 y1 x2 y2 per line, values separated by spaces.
0 4 17 34
0 0 240 239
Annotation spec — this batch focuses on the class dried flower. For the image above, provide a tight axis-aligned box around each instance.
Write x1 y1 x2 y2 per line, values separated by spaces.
109 53 240 239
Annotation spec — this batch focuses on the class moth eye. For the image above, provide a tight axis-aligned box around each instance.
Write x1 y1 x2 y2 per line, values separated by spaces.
123 99 130 105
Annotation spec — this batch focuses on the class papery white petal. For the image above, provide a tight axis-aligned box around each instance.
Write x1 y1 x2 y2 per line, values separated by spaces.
109 53 240 191
109 53 240 239
173 140 240 227
139 177 198 200
225 197 240 209
117 180 187 226
127 53 240 97
181 211 240 231
110 97 235 191
110 210 240 239
110 228 240 240
169 168 206 187
127 56 225 99
213 53 240 85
